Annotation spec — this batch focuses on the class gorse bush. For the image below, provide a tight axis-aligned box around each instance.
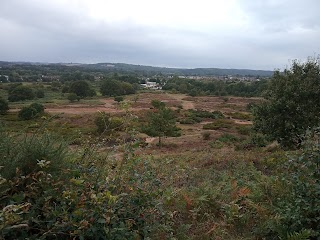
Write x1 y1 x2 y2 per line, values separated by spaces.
0 127 68 179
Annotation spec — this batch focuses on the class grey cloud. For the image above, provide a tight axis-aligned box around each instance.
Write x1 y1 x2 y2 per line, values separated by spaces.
240 0 320 32
0 0 319 70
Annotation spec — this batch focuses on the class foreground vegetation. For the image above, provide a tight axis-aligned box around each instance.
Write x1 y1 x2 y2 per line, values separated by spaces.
1 119 319 239
0 59 319 239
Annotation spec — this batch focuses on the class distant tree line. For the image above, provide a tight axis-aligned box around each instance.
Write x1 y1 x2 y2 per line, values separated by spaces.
162 78 269 97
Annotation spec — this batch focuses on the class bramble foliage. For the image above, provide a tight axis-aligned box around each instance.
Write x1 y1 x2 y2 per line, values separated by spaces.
253 58 320 149
273 129 320 238
0 126 166 239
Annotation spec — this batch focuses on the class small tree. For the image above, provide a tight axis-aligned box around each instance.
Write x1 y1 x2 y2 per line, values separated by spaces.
253 58 320 148
143 103 180 147
100 79 123 96
69 80 95 98
0 97 9 115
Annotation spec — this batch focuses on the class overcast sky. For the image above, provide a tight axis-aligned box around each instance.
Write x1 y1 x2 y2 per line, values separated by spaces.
0 0 319 70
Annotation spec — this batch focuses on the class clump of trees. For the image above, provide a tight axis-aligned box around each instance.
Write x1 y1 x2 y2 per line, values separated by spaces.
8 85 35 102
253 58 320 148
162 77 269 97
100 79 136 97
69 80 96 98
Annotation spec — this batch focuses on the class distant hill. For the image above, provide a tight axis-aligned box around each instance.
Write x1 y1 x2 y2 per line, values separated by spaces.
0 61 273 77
84 63 274 77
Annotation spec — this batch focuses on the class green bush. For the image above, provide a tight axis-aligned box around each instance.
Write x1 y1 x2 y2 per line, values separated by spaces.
8 85 35 102
18 103 45 120
253 59 320 149
235 133 268 150
35 89 45 98
236 125 252 135
203 119 233 130
67 93 80 102
0 127 165 239
0 97 9 115
29 103 44 114
229 112 252 120
216 133 238 143
0 129 68 180
94 112 124 134
180 110 224 125
114 96 124 103
151 99 165 109
18 107 37 120
189 109 224 119
179 117 200 124
273 130 320 237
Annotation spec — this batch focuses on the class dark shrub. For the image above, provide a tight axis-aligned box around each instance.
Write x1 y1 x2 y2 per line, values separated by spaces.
0 97 9 115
